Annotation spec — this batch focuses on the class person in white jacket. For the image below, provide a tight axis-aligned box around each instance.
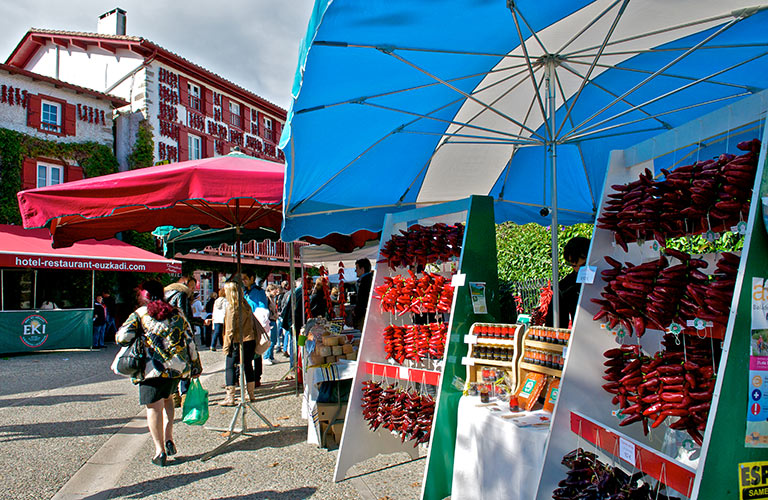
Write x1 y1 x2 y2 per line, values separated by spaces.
207 288 227 351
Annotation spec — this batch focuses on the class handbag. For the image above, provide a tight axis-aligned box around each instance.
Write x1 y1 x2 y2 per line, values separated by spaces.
111 336 145 377
182 379 209 425
253 317 272 356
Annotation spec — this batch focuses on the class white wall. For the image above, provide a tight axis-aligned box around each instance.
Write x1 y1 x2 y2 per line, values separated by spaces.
0 70 114 146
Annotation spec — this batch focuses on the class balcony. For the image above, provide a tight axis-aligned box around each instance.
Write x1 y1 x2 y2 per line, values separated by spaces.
179 240 309 268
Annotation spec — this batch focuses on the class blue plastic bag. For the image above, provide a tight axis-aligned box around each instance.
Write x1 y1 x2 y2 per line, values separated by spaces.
181 379 209 426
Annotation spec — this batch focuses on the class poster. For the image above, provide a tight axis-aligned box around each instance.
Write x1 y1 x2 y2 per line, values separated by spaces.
469 282 487 314
746 278 768 447
739 461 768 499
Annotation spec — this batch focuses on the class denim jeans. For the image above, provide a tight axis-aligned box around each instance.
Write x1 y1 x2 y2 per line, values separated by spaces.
210 323 223 349
282 327 295 368
92 324 105 348
263 321 279 360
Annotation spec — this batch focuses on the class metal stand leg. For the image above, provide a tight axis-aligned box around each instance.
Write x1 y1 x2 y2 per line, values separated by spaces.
201 342 276 462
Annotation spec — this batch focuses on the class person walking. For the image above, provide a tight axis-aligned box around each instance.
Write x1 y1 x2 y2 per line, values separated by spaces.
92 294 107 349
353 258 373 330
219 281 265 406
207 287 227 351
241 270 267 385
164 275 194 407
116 280 202 467
262 284 280 365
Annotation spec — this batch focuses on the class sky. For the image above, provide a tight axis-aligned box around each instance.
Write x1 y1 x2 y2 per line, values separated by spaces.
0 0 316 110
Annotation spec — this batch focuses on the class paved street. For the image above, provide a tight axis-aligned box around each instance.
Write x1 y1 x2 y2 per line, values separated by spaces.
0 346 425 500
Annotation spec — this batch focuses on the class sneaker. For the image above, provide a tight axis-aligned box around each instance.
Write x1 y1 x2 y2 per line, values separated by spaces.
211 347 217 351
281 351 290 359
264 359 275 365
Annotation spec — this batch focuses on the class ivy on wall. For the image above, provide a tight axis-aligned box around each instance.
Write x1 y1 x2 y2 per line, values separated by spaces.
127 119 154 169
0 128 119 225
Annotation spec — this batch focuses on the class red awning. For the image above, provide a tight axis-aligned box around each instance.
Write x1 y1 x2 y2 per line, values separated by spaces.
0 225 181 274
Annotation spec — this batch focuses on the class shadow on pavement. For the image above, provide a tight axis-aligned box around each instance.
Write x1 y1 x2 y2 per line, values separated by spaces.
212 487 317 499
86 467 233 499
197 425 307 459
0 416 136 442
0 393 123 408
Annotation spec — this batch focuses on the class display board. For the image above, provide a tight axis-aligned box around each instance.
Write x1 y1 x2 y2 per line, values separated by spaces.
333 195 500 500
0 309 92 354
535 90 768 499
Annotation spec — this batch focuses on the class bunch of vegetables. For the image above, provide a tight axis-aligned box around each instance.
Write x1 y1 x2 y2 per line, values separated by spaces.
592 251 739 336
373 270 454 315
360 381 435 446
381 323 448 364
553 449 681 500
601 334 718 446
379 222 464 269
597 138 760 248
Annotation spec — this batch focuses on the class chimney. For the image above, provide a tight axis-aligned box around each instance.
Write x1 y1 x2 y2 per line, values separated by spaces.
97 8 127 36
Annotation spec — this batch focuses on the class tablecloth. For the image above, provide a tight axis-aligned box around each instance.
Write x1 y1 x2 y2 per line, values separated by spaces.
303 358 358 445
451 396 550 500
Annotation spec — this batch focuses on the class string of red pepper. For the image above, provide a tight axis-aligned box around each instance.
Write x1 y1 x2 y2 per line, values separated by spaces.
593 251 739 337
382 323 447 364
338 262 346 323
379 222 464 269
361 380 435 446
303 273 313 320
373 270 453 316
597 138 759 249
601 333 718 446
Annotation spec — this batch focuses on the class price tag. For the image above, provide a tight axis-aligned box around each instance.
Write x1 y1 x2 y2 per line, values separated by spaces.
619 437 636 466
576 266 596 284
650 240 660 252
399 366 409 380
705 230 719 243
461 356 475 366
738 221 748 235
464 334 478 344
451 273 466 287
687 318 713 330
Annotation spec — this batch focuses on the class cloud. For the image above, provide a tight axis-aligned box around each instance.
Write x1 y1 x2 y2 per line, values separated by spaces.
0 0 315 109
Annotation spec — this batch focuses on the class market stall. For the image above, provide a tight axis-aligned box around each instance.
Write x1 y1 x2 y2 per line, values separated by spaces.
0 224 181 354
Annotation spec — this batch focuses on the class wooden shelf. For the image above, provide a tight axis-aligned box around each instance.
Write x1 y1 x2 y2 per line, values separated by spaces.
525 340 565 353
519 362 563 377
570 411 695 497
476 337 517 347
466 357 517 368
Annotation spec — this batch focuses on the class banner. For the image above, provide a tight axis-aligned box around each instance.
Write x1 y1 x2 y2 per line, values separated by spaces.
0 309 92 355
746 278 768 447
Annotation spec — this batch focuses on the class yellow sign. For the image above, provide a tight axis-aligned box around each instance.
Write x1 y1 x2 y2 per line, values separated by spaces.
740 462 768 499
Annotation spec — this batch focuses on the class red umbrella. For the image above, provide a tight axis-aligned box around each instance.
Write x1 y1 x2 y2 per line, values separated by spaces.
17 152 284 248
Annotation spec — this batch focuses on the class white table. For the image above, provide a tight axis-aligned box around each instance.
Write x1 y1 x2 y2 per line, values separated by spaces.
451 396 550 500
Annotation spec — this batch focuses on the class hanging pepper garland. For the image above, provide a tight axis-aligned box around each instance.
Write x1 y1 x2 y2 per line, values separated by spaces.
303 273 313 320
338 262 346 322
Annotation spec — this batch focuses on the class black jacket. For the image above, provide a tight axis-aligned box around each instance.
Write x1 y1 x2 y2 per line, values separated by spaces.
280 286 304 332
354 272 373 329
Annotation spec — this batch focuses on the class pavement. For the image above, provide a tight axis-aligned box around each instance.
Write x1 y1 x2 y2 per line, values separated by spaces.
0 345 426 500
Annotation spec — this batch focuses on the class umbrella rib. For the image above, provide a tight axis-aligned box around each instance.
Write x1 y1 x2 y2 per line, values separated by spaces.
560 10 741 58
383 50 545 140
563 59 756 92
567 43 768 59
509 8 550 138
508 6 550 54
563 48 766 141
400 129 540 145
555 0 626 55
496 198 595 216
313 40 530 60
563 17 742 141
552 67 596 211
566 92 751 143
445 65 543 145
556 0 630 139
360 101 537 141
558 62 672 129
179 199 235 227
293 61 530 115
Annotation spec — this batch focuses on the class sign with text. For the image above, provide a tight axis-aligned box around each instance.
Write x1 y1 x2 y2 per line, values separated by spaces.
740 461 768 499
747 278 768 447
0 309 91 355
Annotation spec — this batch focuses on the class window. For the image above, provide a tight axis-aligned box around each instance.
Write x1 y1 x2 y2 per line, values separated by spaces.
229 101 241 127
188 134 202 160
37 163 63 188
41 101 61 133
188 82 201 111
264 117 273 141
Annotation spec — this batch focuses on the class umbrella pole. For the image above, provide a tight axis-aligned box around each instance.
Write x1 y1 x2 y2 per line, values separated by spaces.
201 223 276 462
276 245 299 389
546 58 561 329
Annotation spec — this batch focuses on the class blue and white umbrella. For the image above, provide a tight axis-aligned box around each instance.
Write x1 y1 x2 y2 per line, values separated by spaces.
280 0 768 323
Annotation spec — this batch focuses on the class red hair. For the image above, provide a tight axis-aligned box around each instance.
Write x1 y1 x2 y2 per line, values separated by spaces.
146 300 174 321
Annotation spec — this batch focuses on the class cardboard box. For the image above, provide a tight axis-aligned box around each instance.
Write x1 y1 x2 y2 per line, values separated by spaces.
345 352 357 360
331 345 344 356
342 344 355 354
317 403 348 421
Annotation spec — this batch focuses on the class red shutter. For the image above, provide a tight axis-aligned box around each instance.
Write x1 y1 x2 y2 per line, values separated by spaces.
222 142 231 155
178 129 189 162
204 137 215 158
22 158 37 190
221 96 230 125
203 87 213 116
27 94 41 128
178 75 188 108
274 121 282 144
64 103 76 136
240 104 249 130
67 165 84 182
